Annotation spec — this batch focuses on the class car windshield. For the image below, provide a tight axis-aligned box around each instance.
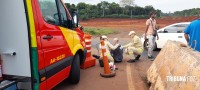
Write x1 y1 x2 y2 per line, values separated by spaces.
164 24 189 33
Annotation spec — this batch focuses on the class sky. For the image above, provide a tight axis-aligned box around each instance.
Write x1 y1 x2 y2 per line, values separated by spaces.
63 0 200 13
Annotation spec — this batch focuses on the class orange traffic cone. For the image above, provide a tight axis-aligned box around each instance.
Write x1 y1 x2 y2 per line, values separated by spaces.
100 40 116 78
81 33 96 69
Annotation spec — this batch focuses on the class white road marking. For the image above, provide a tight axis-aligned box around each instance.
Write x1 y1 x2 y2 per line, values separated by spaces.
126 63 135 90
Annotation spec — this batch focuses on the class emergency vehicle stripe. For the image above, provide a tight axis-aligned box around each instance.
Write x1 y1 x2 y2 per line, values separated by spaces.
59 27 74 52
59 27 84 55
26 0 39 90
26 0 37 47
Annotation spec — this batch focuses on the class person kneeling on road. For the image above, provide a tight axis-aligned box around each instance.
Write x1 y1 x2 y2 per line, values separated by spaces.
93 35 119 70
99 35 119 64
122 31 144 63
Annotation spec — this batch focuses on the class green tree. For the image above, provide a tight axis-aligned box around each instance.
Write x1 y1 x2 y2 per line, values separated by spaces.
100 1 110 17
173 8 200 16
120 0 135 7
65 1 163 19
77 2 87 10
71 4 76 12
65 3 71 10
144 5 155 15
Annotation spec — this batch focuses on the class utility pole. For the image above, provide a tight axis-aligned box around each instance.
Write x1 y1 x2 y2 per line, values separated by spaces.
101 2 105 17
103 8 105 17
131 10 132 18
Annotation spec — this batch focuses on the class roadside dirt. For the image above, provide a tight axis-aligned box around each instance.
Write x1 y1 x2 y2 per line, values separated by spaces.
81 16 199 37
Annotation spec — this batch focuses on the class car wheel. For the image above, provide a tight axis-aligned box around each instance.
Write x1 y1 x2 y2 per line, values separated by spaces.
69 53 80 84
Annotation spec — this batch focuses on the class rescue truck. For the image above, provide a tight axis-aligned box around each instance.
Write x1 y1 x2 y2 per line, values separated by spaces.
0 0 86 89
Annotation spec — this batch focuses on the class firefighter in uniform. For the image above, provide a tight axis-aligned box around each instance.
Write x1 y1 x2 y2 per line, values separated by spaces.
99 35 119 64
122 31 144 63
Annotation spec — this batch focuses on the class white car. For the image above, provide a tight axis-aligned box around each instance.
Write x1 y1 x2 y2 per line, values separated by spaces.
141 22 190 50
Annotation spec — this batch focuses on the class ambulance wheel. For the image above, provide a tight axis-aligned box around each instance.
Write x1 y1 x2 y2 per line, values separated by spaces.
69 54 80 84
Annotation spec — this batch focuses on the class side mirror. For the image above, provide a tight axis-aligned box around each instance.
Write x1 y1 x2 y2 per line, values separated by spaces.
72 12 79 28
80 26 84 31
163 29 168 33
53 13 59 20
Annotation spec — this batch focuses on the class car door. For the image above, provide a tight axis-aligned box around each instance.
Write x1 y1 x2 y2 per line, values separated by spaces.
38 0 74 89
157 23 189 48
38 0 67 68
174 24 189 45
156 24 179 48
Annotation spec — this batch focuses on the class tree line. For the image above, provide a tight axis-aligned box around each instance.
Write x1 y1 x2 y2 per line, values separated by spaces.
65 1 161 20
162 8 200 17
65 1 200 20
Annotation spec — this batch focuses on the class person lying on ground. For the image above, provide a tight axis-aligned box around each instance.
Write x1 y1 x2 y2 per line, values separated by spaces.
111 38 123 63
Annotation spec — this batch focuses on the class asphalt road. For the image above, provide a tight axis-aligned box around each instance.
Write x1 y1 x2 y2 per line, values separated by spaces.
53 37 160 90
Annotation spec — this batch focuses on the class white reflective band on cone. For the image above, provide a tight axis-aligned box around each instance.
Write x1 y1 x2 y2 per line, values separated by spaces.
87 50 91 53
86 45 91 47
85 40 91 42
101 46 106 49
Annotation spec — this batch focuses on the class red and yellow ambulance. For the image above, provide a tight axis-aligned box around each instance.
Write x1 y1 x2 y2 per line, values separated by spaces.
0 0 86 89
